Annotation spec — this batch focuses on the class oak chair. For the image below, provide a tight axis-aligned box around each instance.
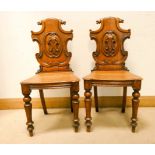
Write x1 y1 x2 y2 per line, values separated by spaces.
20 18 80 136
83 17 142 132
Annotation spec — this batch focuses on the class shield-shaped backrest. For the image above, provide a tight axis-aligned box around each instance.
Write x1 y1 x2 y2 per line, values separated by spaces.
31 18 73 73
90 17 131 71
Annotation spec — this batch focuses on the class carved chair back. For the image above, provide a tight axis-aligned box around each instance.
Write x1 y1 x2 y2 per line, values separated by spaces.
31 18 73 73
90 17 131 71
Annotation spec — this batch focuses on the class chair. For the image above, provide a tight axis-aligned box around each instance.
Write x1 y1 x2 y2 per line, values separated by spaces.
21 18 80 136
83 17 142 132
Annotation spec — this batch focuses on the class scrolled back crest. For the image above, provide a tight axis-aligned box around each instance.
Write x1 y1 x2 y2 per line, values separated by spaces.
90 17 131 71
31 18 73 73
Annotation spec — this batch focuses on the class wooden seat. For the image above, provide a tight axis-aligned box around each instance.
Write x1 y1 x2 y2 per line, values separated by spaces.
83 17 142 133
21 18 80 136
84 71 142 81
22 72 79 84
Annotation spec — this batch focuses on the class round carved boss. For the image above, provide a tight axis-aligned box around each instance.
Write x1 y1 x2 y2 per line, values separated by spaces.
45 32 62 58
103 31 117 57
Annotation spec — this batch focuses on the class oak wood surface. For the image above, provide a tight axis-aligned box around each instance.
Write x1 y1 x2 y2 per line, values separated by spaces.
84 71 142 81
84 17 142 133
21 72 79 84
32 18 73 72
21 18 80 136
90 17 131 71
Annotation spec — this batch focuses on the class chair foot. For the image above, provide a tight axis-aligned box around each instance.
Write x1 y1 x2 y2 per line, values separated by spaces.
74 127 78 132
86 126 91 132
131 118 137 133
26 121 34 137
132 127 136 133
73 120 79 132
28 127 34 137
121 108 125 113
96 108 99 112
44 111 48 115
85 118 92 132
71 107 73 113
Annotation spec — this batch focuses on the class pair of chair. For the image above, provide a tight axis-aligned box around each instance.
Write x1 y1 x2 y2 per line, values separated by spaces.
21 17 142 136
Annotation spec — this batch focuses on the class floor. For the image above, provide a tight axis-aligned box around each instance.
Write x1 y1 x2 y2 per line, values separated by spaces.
0 107 155 144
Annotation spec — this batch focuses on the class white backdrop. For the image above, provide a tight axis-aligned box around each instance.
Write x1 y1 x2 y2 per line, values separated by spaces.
0 11 155 98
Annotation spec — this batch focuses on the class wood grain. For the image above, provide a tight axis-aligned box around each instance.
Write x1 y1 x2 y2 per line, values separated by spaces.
21 72 80 84
84 70 142 81
21 18 80 136
83 17 142 132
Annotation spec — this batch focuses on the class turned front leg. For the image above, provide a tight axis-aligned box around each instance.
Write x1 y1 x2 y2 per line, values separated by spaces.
131 81 141 132
72 82 80 132
131 89 140 132
21 84 34 136
84 80 92 132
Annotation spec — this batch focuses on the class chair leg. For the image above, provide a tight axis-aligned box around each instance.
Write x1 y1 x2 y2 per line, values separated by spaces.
122 87 127 113
84 80 92 132
72 82 80 132
131 88 140 132
21 84 34 137
39 89 48 115
131 80 141 132
94 86 99 112
70 88 73 112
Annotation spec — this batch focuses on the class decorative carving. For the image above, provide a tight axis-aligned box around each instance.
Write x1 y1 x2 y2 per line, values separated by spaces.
31 18 73 72
45 32 62 58
103 31 117 57
90 17 131 71
83 18 142 133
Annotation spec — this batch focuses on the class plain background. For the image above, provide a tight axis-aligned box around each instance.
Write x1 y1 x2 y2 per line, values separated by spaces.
0 11 155 98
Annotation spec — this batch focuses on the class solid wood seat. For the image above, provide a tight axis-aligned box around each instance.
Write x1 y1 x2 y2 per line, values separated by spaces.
21 18 80 136
84 71 142 81
21 72 80 85
83 17 142 133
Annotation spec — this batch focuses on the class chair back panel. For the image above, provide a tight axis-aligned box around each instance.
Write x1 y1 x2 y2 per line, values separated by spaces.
90 17 131 71
31 18 73 72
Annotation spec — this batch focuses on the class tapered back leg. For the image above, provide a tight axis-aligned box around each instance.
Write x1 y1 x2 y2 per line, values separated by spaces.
94 86 99 112
39 89 48 114
122 87 127 113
